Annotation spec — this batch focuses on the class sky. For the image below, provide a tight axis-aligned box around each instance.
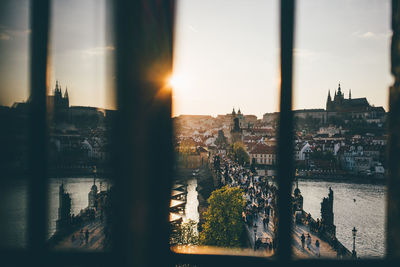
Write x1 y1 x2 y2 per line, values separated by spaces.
0 0 114 110
0 0 393 118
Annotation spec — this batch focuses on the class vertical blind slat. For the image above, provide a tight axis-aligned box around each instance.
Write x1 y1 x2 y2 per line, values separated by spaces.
277 0 295 262
28 0 50 258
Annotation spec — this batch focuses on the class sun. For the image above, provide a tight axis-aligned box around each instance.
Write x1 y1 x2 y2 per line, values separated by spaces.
167 73 185 91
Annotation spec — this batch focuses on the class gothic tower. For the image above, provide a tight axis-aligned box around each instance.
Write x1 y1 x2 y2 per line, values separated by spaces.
56 182 72 232
63 86 69 108
336 82 344 103
88 178 98 209
326 90 332 111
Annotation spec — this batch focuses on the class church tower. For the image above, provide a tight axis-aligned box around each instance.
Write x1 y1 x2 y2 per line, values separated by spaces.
64 86 69 108
336 82 344 103
88 178 98 209
56 182 71 232
326 90 332 111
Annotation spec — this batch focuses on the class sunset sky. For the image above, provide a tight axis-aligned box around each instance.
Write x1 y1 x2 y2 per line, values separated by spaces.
0 0 393 118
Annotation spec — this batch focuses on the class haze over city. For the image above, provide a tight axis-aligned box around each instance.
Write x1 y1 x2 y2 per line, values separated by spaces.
0 0 393 118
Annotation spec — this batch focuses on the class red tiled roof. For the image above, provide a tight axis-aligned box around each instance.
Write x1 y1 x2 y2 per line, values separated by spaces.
249 143 276 154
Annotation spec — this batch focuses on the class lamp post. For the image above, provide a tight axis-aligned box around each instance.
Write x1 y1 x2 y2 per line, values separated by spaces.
254 223 257 251
352 227 357 258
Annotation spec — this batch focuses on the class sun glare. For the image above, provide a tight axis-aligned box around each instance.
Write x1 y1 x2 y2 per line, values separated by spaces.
168 73 185 91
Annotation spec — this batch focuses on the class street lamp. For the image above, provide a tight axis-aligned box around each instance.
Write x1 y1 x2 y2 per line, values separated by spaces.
352 227 357 258
253 223 257 251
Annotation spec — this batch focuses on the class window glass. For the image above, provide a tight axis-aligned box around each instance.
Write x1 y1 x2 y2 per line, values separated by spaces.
0 0 30 249
47 0 115 251
292 0 391 258
170 0 279 256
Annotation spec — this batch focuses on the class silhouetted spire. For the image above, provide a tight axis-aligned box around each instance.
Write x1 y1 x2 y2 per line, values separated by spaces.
327 90 331 101
349 89 352 99
232 107 236 115
64 87 69 98
55 80 59 94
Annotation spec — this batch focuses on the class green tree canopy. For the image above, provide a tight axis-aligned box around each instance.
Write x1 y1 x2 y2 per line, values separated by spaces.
200 186 245 247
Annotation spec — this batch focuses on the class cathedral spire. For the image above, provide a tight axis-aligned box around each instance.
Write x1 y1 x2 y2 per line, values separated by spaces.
337 82 342 95
55 80 59 93
349 89 351 99
326 89 332 111
64 86 69 98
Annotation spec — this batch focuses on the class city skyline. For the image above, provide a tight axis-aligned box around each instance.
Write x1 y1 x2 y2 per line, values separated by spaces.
0 0 393 119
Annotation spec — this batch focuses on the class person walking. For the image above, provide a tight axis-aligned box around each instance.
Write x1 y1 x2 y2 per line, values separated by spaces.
263 215 269 230
306 233 312 250
85 229 89 245
301 233 305 250
315 239 320 257
79 229 84 245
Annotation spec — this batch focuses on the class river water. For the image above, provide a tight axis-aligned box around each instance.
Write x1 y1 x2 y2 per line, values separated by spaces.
0 177 110 247
0 177 386 258
183 178 199 224
297 179 386 258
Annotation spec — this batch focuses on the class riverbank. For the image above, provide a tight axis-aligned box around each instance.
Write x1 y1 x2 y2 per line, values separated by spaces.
297 175 385 185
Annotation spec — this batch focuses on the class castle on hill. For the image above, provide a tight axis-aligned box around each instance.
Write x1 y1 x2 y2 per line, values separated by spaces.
46 80 70 123
263 82 386 124
326 83 384 114
47 80 69 112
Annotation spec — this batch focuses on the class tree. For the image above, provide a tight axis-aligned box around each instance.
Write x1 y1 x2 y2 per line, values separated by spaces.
232 142 250 166
200 186 245 247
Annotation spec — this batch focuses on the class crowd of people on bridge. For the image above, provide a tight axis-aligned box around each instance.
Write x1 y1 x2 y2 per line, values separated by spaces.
215 155 278 251
214 154 327 257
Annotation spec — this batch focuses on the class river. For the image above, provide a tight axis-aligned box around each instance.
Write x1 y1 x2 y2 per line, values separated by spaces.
297 179 386 258
0 177 110 247
0 177 386 258
182 178 199 223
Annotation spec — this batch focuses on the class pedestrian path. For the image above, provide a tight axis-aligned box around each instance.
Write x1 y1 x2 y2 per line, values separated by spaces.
54 219 105 250
246 213 274 246
292 223 337 258
246 212 337 258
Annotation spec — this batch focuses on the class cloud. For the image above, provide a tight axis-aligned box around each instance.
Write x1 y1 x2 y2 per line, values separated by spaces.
187 24 198 33
81 46 115 57
0 25 30 41
352 31 392 40
293 48 324 62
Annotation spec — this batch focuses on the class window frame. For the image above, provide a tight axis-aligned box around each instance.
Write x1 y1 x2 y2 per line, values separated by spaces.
0 0 398 266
